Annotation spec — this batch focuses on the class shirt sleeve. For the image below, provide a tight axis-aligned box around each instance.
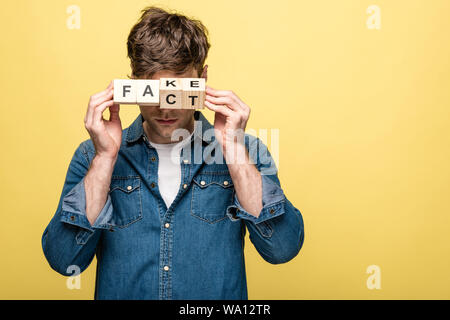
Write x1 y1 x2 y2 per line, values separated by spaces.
226 135 305 264
60 176 114 234
41 142 112 276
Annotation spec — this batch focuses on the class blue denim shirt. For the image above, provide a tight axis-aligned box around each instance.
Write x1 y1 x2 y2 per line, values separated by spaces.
42 111 304 300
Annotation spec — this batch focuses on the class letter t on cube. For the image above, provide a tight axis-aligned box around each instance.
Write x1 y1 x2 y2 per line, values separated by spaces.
182 78 205 109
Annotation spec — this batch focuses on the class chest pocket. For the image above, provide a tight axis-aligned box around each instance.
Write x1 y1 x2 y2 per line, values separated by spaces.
109 176 143 228
191 173 234 224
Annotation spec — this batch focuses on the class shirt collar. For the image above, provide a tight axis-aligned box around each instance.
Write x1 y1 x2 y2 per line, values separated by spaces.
125 111 215 145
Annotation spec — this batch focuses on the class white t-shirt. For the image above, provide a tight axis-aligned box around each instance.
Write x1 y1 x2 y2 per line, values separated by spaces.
147 124 196 209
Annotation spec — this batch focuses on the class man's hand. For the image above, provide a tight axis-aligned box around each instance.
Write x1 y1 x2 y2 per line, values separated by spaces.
204 86 250 162
84 81 122 161
204 86 262 217
83 81 122 225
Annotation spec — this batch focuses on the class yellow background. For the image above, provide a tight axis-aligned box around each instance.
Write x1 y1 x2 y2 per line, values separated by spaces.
1 0 449 299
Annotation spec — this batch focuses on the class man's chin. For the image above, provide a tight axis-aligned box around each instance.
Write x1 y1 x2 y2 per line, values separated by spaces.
152 126 176 141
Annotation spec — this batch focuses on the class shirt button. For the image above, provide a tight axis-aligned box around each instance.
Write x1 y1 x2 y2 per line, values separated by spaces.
127 186 132 191
269 208 275 214
151 157 156 162
151 182 156 188
183 184 188 189
70 215 75 221
163 266 169 271
200 180 206 186
164 223 170 228
223 181 229 186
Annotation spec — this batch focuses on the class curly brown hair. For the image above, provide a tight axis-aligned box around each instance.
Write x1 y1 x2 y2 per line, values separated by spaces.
127 6 210 79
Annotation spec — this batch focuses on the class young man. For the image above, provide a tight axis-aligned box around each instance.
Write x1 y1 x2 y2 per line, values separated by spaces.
42 6 304 300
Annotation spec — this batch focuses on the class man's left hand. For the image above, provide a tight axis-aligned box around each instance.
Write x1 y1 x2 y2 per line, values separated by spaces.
204 86 251 161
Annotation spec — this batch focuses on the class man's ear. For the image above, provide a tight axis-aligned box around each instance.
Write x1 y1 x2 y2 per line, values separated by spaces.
200 64 208 81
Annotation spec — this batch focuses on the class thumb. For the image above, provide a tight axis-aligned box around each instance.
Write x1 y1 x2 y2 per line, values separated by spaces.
109 103 120 121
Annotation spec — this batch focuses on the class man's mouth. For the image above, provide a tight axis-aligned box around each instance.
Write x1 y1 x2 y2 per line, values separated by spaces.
155 118 178 125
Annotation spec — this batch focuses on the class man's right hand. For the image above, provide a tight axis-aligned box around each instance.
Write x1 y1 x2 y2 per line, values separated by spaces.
84 81 122 161
83 81 122 226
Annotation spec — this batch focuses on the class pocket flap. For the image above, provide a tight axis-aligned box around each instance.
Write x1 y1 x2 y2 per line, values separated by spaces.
193 174 234 189
109 176 141 193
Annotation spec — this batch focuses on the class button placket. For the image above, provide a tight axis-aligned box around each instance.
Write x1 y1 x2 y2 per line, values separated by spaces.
157 146 193 299
160 218 172 299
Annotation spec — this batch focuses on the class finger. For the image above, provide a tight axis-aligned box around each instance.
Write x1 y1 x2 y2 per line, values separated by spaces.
91 88 113 106
92 100 115 127
85 101 95 127
205 86 234 97
205 95 250 122
205 95 240 112
85 89 113 126
91 83 113 102
204 100 234 118
205 86 247 111
109 103 121 122
205 86 242 100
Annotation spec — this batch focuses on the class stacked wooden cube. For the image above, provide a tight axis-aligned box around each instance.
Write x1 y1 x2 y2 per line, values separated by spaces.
113 78 205 109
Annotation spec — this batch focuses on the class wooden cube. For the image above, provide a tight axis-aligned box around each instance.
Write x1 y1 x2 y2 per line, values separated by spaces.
181 78 205 109
159 78 182 109
113 79 136 104
136 80 159 106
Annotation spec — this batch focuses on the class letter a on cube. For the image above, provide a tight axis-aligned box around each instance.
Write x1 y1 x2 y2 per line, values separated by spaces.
136 80 159 106
160 78 182 109
181 78 205 109
113 79 136 104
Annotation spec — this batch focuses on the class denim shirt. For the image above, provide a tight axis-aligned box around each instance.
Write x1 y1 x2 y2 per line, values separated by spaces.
42 111 304 300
